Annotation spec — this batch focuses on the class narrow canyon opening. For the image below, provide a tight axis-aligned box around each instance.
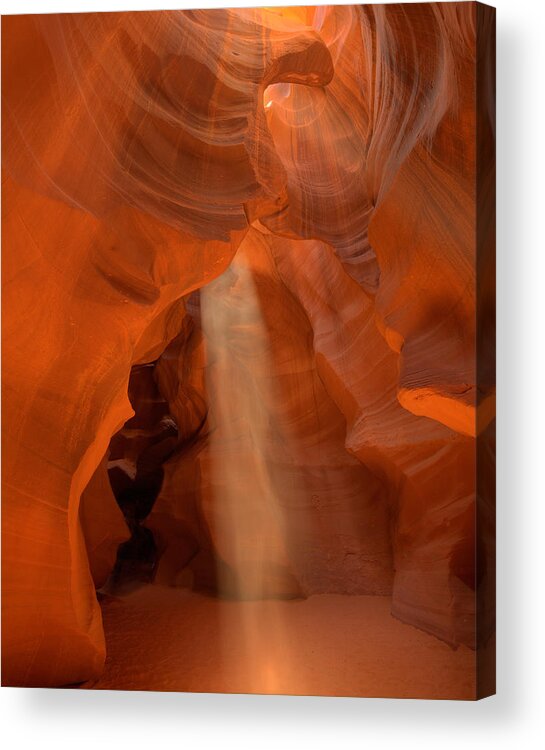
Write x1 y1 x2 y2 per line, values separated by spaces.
78 228 474 697
103 362 179 593
3 3 494 699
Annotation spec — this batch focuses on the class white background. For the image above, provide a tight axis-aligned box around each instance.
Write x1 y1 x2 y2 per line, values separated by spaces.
1 0 543 748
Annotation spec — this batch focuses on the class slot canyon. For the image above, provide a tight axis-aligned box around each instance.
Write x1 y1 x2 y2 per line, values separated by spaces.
1 4 495 699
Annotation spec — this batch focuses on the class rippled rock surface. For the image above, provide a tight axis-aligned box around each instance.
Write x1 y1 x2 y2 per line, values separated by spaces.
2 4 495 697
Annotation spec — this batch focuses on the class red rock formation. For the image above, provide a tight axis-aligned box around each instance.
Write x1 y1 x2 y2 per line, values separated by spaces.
2 4 495 695
80 457 130 590
147 226 394 599
1 8 333 687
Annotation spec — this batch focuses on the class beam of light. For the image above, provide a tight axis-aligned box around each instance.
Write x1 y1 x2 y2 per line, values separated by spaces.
200 232 303 695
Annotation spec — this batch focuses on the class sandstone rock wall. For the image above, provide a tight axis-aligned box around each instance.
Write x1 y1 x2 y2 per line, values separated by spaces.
2 5 494 686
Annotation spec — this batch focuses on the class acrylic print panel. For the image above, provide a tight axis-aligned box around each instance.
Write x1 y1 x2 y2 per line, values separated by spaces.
1 3 496 699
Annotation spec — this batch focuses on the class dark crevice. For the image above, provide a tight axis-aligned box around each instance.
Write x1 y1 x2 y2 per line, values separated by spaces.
102 362 178 593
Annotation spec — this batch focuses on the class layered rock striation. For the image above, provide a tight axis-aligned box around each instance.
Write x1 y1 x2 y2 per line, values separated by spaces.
2 4 494 688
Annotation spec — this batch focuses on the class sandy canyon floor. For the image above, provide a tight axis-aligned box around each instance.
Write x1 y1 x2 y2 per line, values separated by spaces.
83 586 475 699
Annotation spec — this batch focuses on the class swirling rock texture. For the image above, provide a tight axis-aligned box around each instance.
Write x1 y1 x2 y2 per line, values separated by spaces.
1 4 495 699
